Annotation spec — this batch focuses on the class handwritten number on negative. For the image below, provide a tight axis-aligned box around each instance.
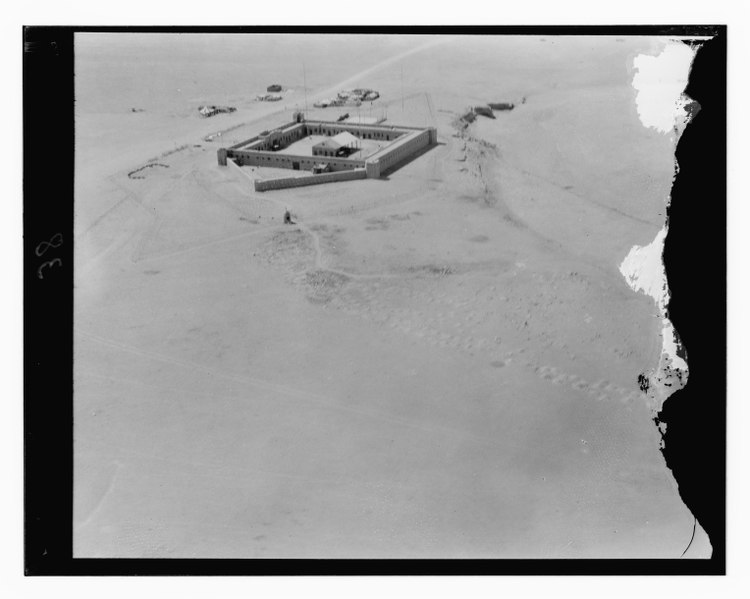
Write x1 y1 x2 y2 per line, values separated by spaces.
35 233 63 257
36 234 63 279
37 258 62 279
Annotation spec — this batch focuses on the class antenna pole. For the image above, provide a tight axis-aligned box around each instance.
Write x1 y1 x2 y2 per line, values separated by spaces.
401 63 404 112
303 62 308 115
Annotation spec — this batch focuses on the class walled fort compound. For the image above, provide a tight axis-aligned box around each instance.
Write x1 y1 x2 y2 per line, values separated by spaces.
218 112 437 192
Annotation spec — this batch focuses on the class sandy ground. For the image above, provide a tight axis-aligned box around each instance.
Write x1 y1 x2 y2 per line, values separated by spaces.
74 34 710 558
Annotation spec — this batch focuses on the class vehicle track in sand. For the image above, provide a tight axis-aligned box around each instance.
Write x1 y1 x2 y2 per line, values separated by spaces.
77 38 450 246
501 159 657 227
456 124 644 292
253 226 646 412
90 168 279 266
237 146 645 411
75 327 526 453
326 277 644 409
228 160 413 282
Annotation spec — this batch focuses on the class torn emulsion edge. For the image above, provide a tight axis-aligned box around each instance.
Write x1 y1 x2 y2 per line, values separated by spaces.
620 40 701 416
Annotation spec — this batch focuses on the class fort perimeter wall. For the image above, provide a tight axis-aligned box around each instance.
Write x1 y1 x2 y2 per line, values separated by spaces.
365 128 434 177
232 151 366 172
253 168 367 192
219 119 436 191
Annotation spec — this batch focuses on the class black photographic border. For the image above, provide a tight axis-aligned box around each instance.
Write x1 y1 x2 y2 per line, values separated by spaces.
23 24 726 576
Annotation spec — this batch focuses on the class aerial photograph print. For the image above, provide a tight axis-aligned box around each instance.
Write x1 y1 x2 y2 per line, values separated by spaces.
68 30 723 564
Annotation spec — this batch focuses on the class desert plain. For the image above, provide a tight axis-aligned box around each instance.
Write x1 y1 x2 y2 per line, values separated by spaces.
73 33 710 558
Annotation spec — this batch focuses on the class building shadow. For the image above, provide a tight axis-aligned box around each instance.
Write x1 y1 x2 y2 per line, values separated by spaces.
378 141 444 179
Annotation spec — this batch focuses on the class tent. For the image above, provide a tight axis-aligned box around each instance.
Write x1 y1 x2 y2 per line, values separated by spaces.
331 131 359 149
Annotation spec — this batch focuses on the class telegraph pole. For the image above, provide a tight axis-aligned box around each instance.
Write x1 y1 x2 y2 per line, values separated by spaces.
303 62 308 115
401 63 404 113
